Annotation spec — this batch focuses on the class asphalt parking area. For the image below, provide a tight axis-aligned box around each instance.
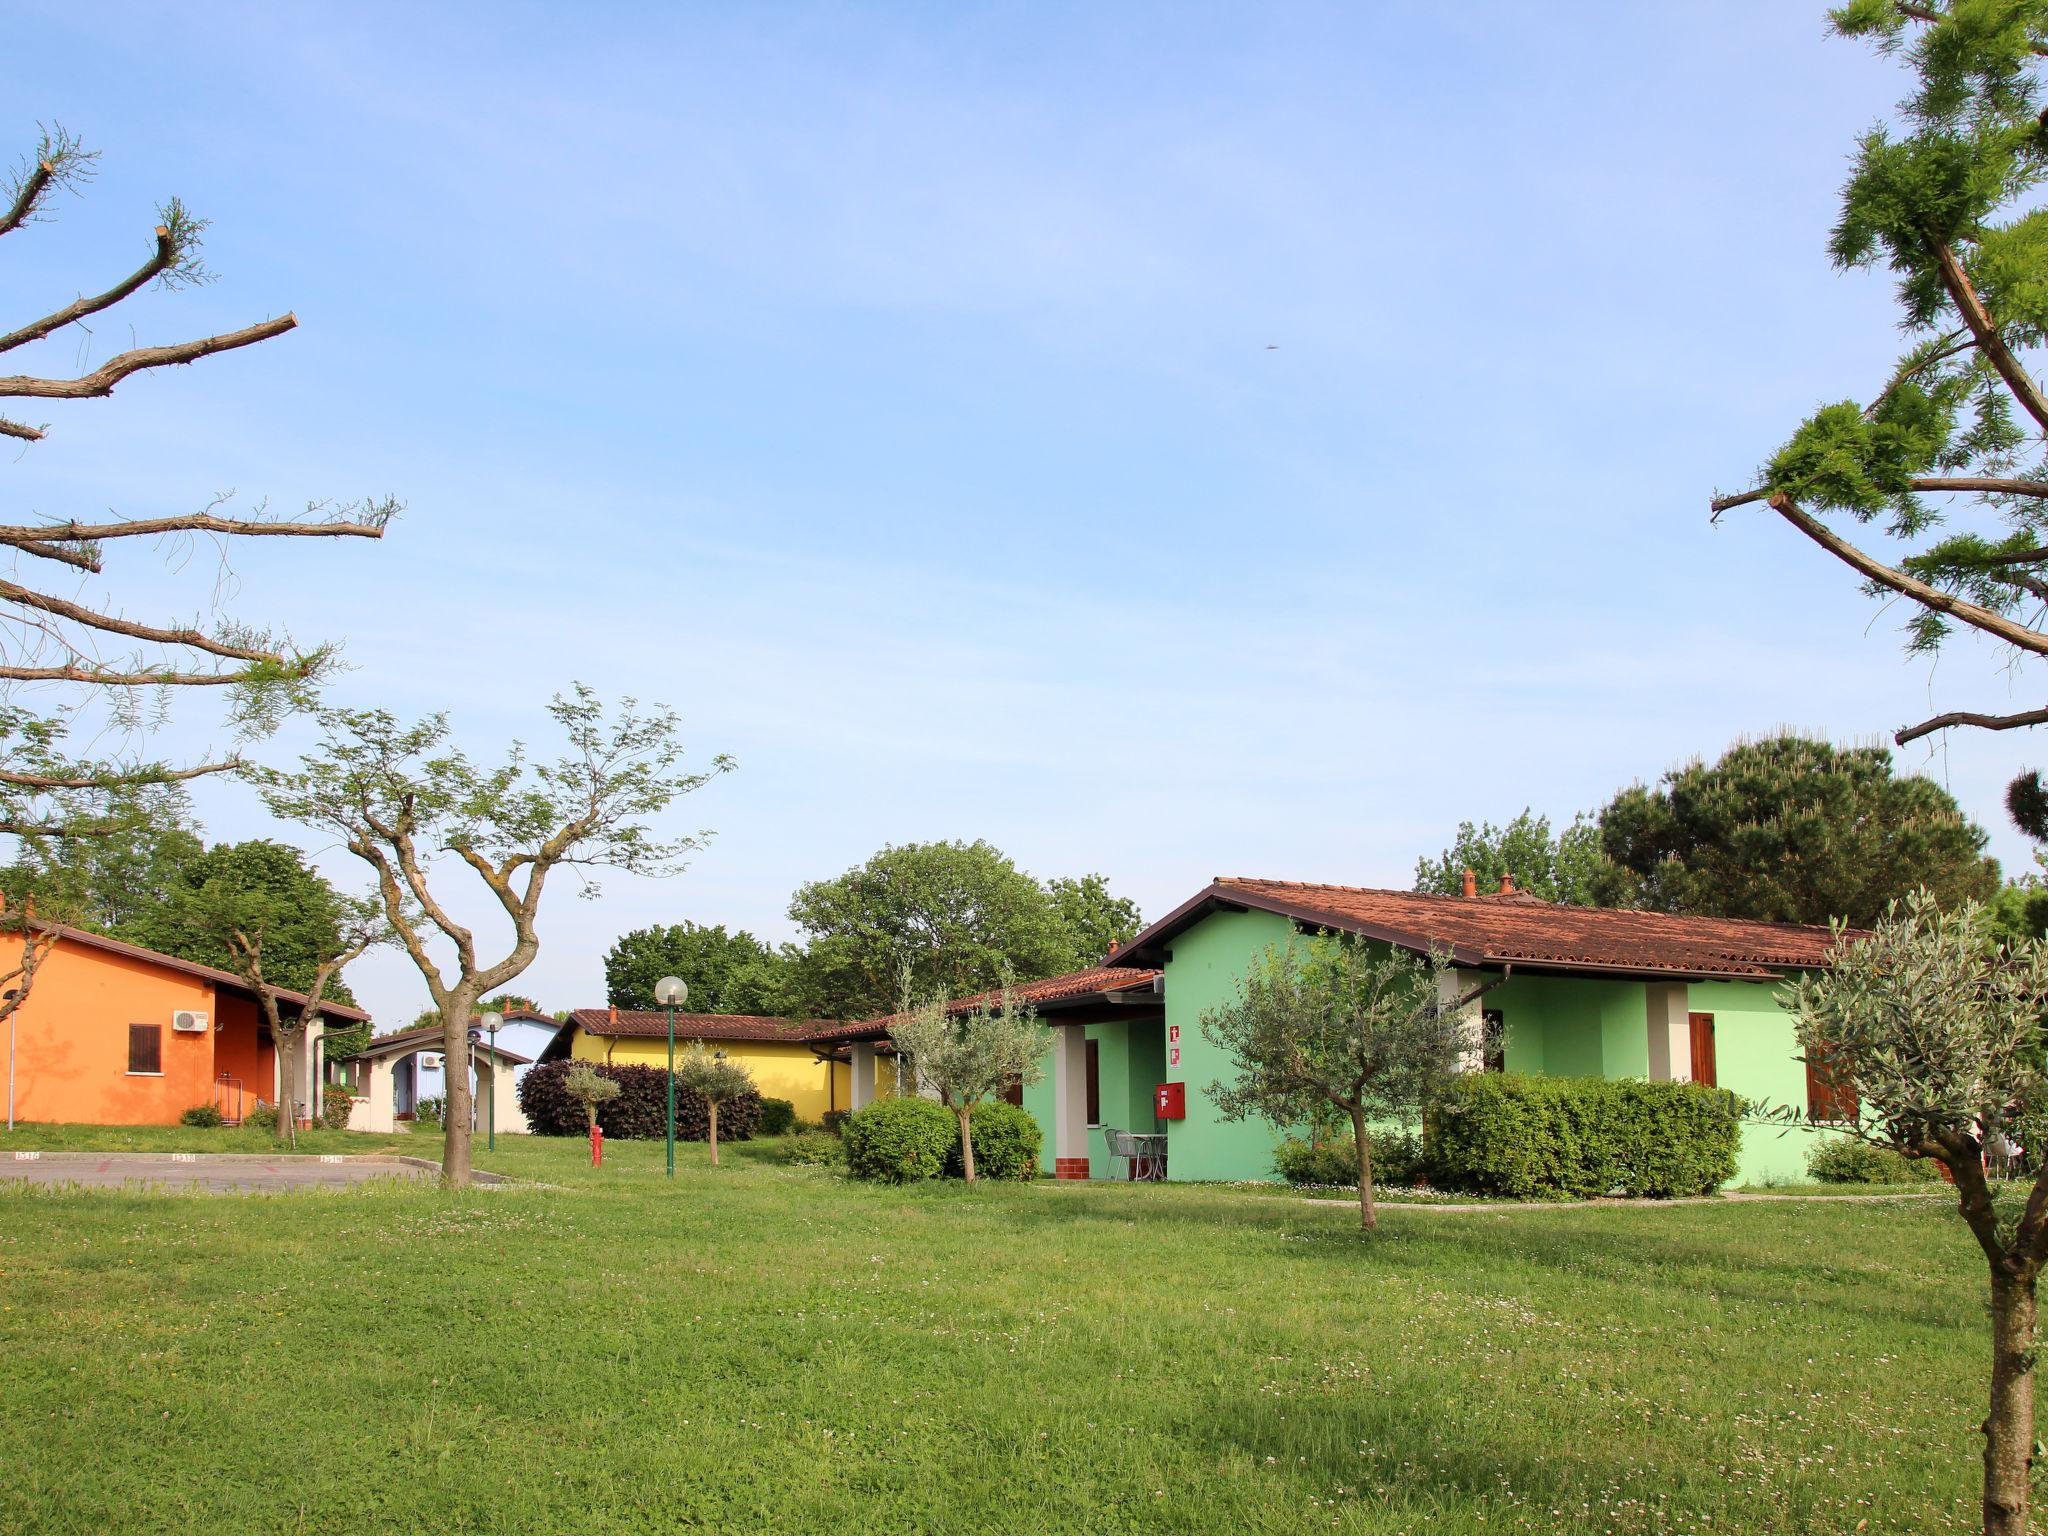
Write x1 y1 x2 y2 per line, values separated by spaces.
1 1152 441 1193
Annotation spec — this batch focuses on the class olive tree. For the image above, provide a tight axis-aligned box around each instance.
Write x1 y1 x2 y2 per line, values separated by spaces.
256 686 730 1187
1786 889 2048 1535
676 1045 753 1166
1201 934 1502 1232
563 1063 619 1132
889 973 1049 1182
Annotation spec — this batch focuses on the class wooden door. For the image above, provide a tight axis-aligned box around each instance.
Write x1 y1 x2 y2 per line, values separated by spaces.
1688 1012 1717 1087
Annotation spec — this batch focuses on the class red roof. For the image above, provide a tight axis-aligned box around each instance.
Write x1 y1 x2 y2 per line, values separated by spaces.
565 1009 834 1044
806 965 1161 1044
1113 878 1842 981
346 1022 532 1064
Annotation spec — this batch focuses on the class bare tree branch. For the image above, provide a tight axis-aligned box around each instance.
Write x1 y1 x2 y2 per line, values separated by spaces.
0 757 236 791
0 224 179 355
1769 491 2048 656
0 506 388 547
0 416 42 443
0 161 54 239
0 576 293 665
0 314 296 404
0 663 244 687
1897 706 2048 745
1932 242 2048 436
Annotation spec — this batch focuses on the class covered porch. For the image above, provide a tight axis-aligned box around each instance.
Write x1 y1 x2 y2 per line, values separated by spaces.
337 1024 533 1136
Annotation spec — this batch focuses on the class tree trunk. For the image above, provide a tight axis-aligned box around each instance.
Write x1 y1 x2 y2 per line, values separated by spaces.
441 997 474 1190
274 1027 297 1146
1985 1266 2038 1536
708 1100 720 1166
960 1106 977 1183
1349 1105 1377 1232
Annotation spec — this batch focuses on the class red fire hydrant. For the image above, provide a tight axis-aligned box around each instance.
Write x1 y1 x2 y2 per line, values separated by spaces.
590 1122 604 1167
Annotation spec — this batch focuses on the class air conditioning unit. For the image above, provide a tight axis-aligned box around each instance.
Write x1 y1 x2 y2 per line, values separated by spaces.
171 1010 209 1034
420 1054 442 1070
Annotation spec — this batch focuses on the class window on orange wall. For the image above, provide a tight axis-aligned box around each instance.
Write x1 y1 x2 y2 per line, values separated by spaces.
127 1024 162 1075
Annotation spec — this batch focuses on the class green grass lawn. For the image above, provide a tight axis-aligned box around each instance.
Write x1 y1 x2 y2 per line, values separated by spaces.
0 1124 1995 1534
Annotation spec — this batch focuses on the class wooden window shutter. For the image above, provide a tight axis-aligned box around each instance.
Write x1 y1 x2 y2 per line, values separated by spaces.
128 1023 162 1075
1688 1013 1716 1088
1085 1037 1101 1125
1805 1044 1858 1123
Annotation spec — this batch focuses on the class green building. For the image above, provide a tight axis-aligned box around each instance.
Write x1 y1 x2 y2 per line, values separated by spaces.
823 875 1846 1187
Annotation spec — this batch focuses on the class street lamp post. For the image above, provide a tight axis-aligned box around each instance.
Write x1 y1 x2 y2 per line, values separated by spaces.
478 1010 504 1152
654 976 689 1176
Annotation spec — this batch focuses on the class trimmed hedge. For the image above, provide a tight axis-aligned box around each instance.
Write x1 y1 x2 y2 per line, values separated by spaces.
843 1097 955 1183
1425 1073 1741 1199
1274 1129 1424 1189
943 1100 1042 1180
1806 1138 1937 1184
518 1060 763 1141
757 1098 797 1137
779 1131 847 1168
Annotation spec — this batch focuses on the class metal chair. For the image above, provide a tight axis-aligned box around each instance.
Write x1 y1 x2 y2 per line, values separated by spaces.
1102 1127 1138 1181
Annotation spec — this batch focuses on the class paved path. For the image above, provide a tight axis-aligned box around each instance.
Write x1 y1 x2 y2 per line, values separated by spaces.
2 1152 443 1193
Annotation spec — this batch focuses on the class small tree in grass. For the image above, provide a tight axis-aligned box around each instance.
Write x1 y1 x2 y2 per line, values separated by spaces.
1201 934 1503 1232
1783 888 2048 1536
889 970 1049 1183
676 1046 752 1165
563 1063 619 1133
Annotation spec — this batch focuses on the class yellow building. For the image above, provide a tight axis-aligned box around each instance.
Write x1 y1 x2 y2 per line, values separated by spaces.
541 1007 851 1122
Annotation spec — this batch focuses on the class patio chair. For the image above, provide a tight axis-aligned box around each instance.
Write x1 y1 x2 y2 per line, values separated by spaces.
1102 1127 1139 1181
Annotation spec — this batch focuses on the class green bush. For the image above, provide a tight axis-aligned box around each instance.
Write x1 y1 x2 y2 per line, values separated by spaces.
320 1090 354 1131
242 1101 278 1132
821 1109 849 1135
757 1098 797 1137
1806 1138 1936 1184
1425 1073 1741 1200
843 1097 955 1183
179 1104 223 1129
1274 1130 1426 1189
779 1131 847 1168
943 1100 1042 1180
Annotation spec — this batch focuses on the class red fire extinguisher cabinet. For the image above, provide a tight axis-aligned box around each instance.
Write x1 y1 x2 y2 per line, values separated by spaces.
1154 1082 1186 1120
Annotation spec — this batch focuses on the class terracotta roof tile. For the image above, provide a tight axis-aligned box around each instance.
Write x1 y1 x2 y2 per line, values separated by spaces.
1118 878 1843 980
567 1009 835 1044
805 965 1161 1044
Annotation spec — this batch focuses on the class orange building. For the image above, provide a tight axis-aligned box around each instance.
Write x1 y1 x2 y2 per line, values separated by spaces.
2 925 371 1128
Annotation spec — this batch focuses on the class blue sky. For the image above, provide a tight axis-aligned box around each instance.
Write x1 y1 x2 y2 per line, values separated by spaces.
6 3 2040 1029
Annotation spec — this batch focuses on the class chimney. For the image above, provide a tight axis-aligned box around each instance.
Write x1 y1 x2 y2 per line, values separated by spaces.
1107 939 1120 957
609 1004 618 1029
1499 872 1516 896
1460 868 1477 899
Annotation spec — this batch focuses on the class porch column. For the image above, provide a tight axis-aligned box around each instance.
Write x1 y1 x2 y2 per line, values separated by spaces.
849 1042 877 1110
1053 1023 1090 1180
304 1018 323 1124
1438 967 1488 1072
1645 983 1691 1081
361 1057 395 1134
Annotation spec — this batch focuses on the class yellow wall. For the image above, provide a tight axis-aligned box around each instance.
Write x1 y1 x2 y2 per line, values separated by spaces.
572 1028 840 1121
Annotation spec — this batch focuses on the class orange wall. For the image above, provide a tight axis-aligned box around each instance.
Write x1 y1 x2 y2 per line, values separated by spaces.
5 937 223 1126
211 991 275 1116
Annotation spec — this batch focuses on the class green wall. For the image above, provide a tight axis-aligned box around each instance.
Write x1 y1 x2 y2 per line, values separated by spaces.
1020 1015 1170 1179
1019 912 1831 1188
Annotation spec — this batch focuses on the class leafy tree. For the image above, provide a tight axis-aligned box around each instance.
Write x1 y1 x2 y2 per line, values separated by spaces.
1784 890 2048 1535
889 971 1049 1183
1200 934 1499 1232
563 1063 619 1132
151 873 386 1145
1709 5 2048 841
1988 879 2048 945
1412 809 1606 905
675 1045 753 1166
118 840 363 1005
1045 874 1145 967
0 124 394 842
786 841 1073 1019
604 921 794 1014
0 783 202 931
1593 734 1998 924
254 686 729 1188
